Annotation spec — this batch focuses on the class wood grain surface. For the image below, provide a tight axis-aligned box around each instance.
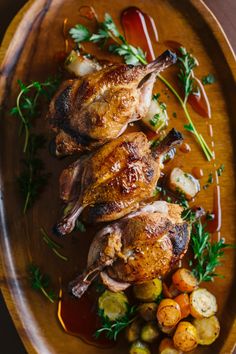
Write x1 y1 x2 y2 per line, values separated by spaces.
0 0 236 354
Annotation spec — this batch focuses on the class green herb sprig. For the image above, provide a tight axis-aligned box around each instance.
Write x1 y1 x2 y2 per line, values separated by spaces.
40 228 68 261
29 264 56 303
11 78 60 212
178 47 197 104
11 78 59 153
95 306 137 341
18 134 49 213
190 221 234 282
69 15 213 161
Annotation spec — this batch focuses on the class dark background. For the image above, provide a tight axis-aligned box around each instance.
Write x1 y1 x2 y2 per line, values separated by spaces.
0 1 235 353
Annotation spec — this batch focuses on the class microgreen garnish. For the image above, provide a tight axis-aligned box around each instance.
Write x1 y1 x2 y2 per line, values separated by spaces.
40 228 68 261
29 264 56 303
17 134 49 213
217 164 224 176
190 221 234 282
69 15 213 160
202 74 215 85
95 306 137 340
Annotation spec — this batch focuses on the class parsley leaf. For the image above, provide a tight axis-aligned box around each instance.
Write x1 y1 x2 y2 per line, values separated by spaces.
69 24 91 43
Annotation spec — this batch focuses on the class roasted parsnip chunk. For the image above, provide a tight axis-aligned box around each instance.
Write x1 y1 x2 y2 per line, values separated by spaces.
190 288 217 319
193 315 220 345
169 168 200 200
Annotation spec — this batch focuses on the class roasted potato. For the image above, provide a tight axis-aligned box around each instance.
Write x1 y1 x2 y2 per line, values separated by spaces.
157 299 181 327
140 322 160 343
126 319 142 343
174 293 190 319
190 288 217 319
65 50 101 76
172 268 198 293
193 315 220 345
173 321 198 352
169 168 200 200
129 340 151 354
142 97 168 133
98 290 128 321
159 338 182 354
138 303 158 321
133 278 162 302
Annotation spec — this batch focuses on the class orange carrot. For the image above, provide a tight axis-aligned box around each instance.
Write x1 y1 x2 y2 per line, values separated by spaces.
172 268 198 293
174 293 190 319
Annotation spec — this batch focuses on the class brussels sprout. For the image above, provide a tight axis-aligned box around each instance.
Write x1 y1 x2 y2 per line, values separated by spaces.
129 340 151 354
133 278 162 302
126 319 142 342
138 303 158 321
98 290 128 321
141 322 160 343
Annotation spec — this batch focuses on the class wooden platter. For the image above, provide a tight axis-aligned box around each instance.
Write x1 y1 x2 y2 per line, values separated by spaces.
0 1 236 353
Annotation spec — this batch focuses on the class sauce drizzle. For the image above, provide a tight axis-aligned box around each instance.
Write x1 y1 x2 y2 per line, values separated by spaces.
121 7 157 62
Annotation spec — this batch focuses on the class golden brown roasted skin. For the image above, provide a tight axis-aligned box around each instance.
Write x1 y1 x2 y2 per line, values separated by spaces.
69 201 190 298
55 128 183 236
48 50 176 156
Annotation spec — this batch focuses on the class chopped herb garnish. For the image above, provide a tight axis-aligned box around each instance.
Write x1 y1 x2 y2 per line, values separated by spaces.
203 172 213 190
166 196 172 203
149 113 160 127
172 112 177 118
202 74 215 85
29 264 56 303
190 221 235 282
217 164 224 176
75 219 86 233
206 212 215 221
40 228 68 261
153 93 161 101
95 306 137 340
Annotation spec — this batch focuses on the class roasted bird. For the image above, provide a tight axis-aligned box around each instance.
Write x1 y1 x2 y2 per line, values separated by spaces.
69 201 190 298
55 128 183 236
48 50 176 156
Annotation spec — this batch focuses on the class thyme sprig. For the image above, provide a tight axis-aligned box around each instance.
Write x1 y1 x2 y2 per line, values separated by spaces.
29 264 56 303
190 221 234 282
17 134 49 213
178 47 197 104
11 78 60 212
69 15 213 161
11 78 60 153
40 228 68 261
95 306 137 341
